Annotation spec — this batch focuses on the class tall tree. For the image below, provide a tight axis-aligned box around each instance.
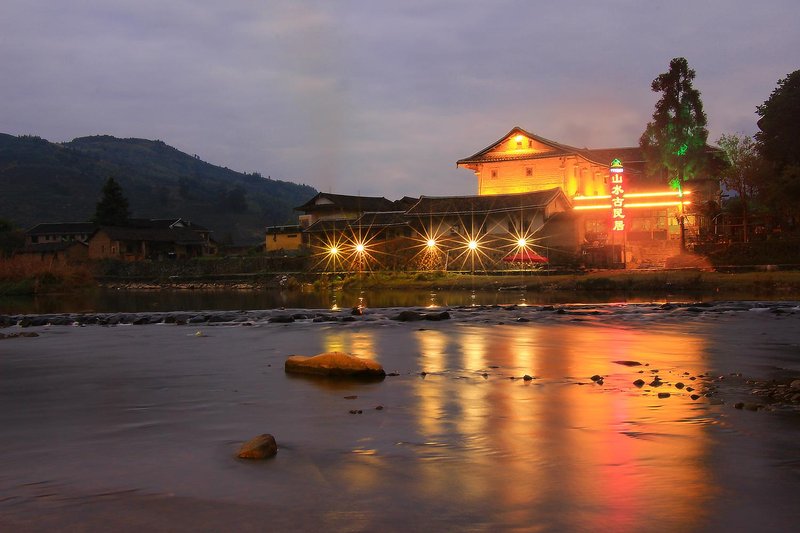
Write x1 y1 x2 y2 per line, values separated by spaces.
755 70 800 226
640 57 710 250
92 177 130 226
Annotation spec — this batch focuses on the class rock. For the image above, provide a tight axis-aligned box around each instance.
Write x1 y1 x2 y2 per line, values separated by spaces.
734 402 744 409
392 310 424 322
590 375 602 382
633 379 646 388
351 307 363 316
790 380 800 390
425 311 450 321
675 382 685 389
649 379 663 387
658 392 671 399
268 315 295 323
613 360 642 367
690 394 700 400
516 317 530 323
523 374 534 381
237 434 278 459
284 352 385 378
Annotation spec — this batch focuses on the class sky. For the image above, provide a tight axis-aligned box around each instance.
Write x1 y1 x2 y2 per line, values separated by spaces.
2 1 798 199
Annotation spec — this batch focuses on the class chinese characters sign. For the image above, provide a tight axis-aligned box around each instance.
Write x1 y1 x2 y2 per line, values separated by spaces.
610 158 625 232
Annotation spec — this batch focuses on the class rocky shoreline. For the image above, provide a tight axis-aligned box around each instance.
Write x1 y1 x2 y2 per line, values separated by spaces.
3 300 800 414
2 299 798 328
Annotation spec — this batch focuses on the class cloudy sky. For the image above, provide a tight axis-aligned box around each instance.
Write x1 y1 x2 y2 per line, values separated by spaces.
3 1 798 198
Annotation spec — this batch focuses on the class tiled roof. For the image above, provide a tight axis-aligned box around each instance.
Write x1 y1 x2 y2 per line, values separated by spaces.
351 211 409 228
128 218 210 231
26 222 97 235
99 226 205 244
456 126 647 171
457 126 579 165
303 218 352 234
295 193 397 213
405 188 567 216
265 225 302 234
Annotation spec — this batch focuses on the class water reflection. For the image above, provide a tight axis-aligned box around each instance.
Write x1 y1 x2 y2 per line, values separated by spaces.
408 322 713 529
321 330 378 362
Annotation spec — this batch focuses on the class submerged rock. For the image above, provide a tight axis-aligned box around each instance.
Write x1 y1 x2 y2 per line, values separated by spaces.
237 434 278 459
285 352 386 378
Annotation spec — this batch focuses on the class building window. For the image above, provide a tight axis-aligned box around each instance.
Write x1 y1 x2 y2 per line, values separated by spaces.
491 169 498 179
528 140 533 148
525 167 533 177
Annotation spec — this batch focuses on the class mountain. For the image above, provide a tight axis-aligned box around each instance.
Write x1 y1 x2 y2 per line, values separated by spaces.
0 133 317 244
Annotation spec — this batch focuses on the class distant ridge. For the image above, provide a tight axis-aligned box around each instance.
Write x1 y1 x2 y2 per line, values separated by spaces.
0 133 316 244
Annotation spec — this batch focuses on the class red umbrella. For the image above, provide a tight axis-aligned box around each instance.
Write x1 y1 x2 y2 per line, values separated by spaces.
502 250 548 263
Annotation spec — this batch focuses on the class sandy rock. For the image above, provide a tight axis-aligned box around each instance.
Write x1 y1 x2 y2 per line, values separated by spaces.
285 352 386 378
237 434 278 459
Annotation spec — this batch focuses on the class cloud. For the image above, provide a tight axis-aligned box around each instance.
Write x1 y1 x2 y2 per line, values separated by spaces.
2 0 799 200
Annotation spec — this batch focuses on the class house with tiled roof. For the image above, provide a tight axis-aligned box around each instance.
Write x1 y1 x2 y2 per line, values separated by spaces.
88 226 207 261
25 222 97 246
457 126 723 267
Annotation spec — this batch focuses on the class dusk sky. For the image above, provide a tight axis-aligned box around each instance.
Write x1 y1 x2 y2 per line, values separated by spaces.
3 1 798 199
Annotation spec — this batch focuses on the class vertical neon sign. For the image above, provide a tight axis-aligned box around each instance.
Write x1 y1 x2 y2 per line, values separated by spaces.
610 158 625 232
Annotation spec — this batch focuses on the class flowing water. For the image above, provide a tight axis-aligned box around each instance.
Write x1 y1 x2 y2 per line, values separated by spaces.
1 286 714 315
1 303 799 531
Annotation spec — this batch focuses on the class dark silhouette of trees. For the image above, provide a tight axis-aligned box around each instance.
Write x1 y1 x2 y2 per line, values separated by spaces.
717 133 764 242
0 218 25 257
756 70 800 227
640 57 710 250
92 177 130 226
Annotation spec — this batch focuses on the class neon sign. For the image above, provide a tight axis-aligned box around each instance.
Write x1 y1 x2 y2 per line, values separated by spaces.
610 158 625 232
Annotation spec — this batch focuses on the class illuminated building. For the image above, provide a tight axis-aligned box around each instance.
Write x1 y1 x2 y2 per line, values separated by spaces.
287 127 721 270
457 127 721 267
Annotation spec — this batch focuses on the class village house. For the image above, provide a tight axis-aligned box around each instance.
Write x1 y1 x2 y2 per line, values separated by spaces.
456 126 722 267
265 224 303 253
87 226 207 261
25 222 97 246
22 218 216 262
15 240 89 264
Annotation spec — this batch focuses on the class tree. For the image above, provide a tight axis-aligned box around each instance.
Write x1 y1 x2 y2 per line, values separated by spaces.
755 70 800 226
0 218 25 257
640 57 710 250
717 133 764 242
92 177 130 226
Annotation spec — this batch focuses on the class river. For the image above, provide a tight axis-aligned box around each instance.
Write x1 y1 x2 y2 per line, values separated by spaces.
1 302 799 531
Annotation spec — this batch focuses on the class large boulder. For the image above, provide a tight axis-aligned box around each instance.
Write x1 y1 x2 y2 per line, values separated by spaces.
237 434 278 459
285 352 385 379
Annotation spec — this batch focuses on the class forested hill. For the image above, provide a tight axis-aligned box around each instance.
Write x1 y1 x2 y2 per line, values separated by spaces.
0 133 317 244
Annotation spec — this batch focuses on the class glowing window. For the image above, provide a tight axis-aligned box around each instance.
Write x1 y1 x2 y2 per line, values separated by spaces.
491 169 498 179
525 167 533 177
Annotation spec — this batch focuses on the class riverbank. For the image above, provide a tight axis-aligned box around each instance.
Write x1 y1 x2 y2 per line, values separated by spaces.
102 269 800 298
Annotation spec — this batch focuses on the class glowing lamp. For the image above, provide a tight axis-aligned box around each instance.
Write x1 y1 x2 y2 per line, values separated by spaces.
355 243 365 253
426 238 437 248
468 240 478 250
329 246 339 256
517 238 527 248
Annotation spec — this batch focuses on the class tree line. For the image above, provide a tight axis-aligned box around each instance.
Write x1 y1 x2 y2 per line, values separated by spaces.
640 58 799 245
